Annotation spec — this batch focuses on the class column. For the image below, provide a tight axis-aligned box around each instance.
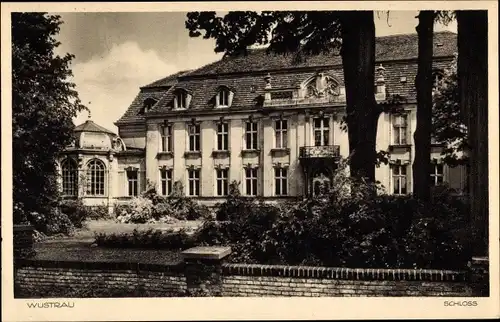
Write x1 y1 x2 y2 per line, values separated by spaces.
145 122 160 189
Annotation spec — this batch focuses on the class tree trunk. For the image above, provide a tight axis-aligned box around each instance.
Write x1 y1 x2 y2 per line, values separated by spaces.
340 11 379 182
457 11 489 255
413 11 435 201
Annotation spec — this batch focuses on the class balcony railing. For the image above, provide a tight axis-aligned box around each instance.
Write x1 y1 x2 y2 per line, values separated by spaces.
263 95 346 108
299 145 340 159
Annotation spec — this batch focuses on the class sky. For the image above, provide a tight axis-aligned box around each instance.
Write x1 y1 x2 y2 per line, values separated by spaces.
53 11 457 133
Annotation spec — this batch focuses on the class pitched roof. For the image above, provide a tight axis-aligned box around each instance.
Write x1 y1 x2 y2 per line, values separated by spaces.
185 31 457 77
74 120 116 135
116 31 457 125
141 70 192 88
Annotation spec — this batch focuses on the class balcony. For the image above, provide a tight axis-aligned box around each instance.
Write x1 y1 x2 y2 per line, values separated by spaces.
263 95 345 108
299 145 340 159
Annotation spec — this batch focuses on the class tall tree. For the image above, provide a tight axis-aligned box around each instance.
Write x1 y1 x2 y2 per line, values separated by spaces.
185 11 379 181
432 56 468 166
457 10 489 255
12 13 86 224
412 10 436 201
340 12 378 181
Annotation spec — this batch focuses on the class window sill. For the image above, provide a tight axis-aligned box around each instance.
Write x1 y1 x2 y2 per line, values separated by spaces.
241 149 260 155
270 148 290 154
157 151 174 158
212 150 231 157
184 151 202 158
116 196 135 200
389 144 411 150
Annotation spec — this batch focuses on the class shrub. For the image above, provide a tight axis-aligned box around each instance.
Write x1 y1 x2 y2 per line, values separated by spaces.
59 199 90 228
86 205 110 220
45 208 76 236
195 162 471 270
115 197 154 224
27 208 76 236
140 185 213 222
94 228 198 250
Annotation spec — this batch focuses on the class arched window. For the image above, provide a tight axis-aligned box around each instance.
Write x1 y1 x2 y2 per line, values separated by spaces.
61 158 78 196
86 159 106 196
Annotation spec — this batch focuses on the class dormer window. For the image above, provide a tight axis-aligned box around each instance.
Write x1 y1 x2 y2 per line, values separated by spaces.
141 97 158 114
173 89 191 109
215 87 233 108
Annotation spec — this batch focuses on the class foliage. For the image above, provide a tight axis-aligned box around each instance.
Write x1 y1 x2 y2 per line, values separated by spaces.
186 11 344 57
94 228 198 250
141 183 213 221
27 207 76 236
115 184 212 224
115 197 154 224
195 163 471 269
12 13 87 224
432 56 468 166
59 199 109 228
44 208 76 236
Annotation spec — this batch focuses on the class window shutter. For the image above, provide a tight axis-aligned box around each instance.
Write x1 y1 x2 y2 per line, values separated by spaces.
186 94 192 109
215 93 220 108
228 91 234 107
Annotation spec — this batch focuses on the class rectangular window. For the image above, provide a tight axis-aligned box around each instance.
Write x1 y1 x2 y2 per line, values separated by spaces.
393 115 408 145
219 90 229 106
313 117 330 146
160 169 172 196
245 121 258 150
217 123 229 151
274 168 288 196
392 165 408 195
275 120 288 149
245 168 258 196
430 163 445 186
176 92 186 109
188 169 200 196
161 125 172 152
216 169 229 196
127 169 138 197
188 124 201 152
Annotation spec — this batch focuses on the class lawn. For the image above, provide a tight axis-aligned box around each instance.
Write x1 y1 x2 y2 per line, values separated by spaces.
33 219 203 265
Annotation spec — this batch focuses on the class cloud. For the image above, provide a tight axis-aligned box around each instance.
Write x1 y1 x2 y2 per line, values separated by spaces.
71 41 179 132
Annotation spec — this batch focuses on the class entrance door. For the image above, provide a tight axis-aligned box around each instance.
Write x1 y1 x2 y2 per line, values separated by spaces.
312 172 331 196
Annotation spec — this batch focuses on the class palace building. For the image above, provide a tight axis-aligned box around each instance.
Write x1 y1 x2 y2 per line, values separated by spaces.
58 31 467 211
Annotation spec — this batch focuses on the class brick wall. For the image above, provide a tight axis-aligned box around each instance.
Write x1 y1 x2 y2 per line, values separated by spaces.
13 225 35 258
221 264 473 297
14 259 186 298
13 247 484 297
